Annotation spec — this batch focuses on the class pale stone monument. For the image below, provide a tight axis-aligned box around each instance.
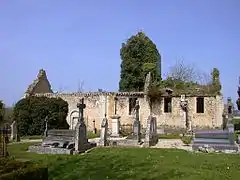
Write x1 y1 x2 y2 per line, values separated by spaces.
99 116 108 146
99 95 108 146
144 115 158 147
110 97 120 137
132 100 141 142
180 94 191 131
10 121 20 142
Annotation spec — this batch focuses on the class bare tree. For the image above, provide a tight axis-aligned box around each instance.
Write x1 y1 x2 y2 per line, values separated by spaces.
167 57 210 84
167 58 198 82
196 71 211 85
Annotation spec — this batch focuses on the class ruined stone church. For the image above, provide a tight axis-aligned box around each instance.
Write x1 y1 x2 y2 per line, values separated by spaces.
24 69 224 131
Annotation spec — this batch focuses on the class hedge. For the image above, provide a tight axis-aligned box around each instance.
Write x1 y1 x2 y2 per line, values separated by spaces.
0 158 48 180
13 96 69 136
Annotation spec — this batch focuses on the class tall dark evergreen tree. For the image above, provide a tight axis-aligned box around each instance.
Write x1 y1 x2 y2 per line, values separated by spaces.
119 32 161 91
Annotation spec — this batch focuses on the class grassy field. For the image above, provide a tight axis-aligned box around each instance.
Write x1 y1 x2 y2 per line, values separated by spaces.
7 143 240 180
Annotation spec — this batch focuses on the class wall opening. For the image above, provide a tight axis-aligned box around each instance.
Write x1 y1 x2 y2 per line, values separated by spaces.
196 97 204 113
164 97 172 113
129 98 137 115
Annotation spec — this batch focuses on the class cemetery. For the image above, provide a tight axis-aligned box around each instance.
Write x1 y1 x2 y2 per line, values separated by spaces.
1 85 240 179
0 32 240 179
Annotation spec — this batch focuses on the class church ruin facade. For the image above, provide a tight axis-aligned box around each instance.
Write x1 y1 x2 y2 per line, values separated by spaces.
24 69 224 131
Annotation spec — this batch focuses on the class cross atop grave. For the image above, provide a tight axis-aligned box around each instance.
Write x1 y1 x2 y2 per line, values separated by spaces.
227 97 233 114
135 100 140 121
236 76 240 111
44 116 48 137
114 97 118 115
237 76 240 94
77 98 86 123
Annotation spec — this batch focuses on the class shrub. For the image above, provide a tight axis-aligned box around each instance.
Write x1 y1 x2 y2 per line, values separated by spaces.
181 136 192 145
0 158 48 180
13 96 69 136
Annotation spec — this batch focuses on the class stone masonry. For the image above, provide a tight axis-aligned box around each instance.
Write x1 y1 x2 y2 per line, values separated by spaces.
24 69 225 131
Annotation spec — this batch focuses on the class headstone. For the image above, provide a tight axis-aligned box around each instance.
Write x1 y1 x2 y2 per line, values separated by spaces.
29 99 96 154
10 121 19 142
227 97 233 115
144 115 158 147
114 97 118 115
93 120 97 134
110 97 121 137
74 98 88 152
180 95 190 130
227 122 235 145
99 116 108 146
132 100 141 142
233 81 240 131
110 115 120 137
44 116 48 137
192 93 239 152
10 121 17 141
236 78 240 110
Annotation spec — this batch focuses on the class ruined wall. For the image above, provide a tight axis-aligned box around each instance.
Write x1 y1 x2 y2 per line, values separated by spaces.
151 96 222 128
34 92 224 131
25 69 53 96
25 69 224 131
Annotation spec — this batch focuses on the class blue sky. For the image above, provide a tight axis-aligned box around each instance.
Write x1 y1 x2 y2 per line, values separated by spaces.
0 0 239 106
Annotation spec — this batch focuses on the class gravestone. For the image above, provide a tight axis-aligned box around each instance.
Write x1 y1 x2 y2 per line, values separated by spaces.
132 100 141 142
29 98 96 155
99 116 108 146
233 81 240 142
110 97 121 137
44 116 48 137
10 121 17 140
180 95 190 130
192 90 239 152
144 115 158 147
74 98 88 153
10 121 20 142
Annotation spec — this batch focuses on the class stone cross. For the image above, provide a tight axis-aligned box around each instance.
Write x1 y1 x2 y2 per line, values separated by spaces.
227 97 233 114
133 100 141 142
44 116 48 137
114 97 118 115
135 100 140 121
237 77 240 110
77 98 86 123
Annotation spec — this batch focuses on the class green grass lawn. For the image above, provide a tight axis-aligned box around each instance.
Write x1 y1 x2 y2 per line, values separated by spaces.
7 143 240 180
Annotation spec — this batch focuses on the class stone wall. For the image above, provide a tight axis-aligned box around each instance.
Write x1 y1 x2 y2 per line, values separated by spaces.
34 92 224 131
24 69 53 97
